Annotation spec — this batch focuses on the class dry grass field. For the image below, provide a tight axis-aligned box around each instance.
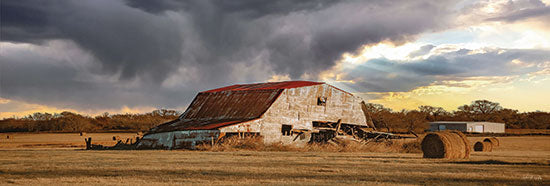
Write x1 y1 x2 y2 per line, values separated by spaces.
0 133 549 185
0 133 140 149
505 129 550 135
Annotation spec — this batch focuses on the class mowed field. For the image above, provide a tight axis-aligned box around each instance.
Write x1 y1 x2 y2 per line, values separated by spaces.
0 133 549 185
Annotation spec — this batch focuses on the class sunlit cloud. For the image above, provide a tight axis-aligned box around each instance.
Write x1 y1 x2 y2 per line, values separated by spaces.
267 74 291 82
357 74 550 112
0 98 161 119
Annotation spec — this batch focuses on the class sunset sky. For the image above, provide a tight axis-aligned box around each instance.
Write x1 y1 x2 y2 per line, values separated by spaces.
1 0 550 118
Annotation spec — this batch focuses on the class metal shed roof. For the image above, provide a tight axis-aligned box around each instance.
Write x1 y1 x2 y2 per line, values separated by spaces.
149 81 324 133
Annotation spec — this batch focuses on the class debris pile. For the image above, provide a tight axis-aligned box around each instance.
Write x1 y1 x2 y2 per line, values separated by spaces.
310 119 412 146
84 136 141 150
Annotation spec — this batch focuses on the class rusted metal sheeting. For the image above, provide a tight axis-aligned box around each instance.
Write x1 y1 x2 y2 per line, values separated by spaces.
150 89 281 133
201 81 323 93
151 119 251 133
138 130 220 149
182 89 282 120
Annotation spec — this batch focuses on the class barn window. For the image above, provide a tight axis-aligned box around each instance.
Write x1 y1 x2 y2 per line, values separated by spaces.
317 97 327 106
281 124 292 136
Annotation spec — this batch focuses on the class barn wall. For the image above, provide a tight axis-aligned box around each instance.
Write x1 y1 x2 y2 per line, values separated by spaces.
138 130 219 149
221 84 366 145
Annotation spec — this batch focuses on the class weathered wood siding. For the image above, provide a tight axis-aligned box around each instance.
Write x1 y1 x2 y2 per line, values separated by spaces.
220 84 366 145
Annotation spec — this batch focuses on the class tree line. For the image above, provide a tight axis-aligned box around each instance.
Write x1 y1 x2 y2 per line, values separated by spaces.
0 109 180 133
1 100 549 133
363 100 550 133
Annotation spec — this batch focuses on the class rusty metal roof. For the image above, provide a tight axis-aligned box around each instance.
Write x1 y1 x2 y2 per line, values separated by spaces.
202 81 323 92
150 119 253 133
149 81 326 133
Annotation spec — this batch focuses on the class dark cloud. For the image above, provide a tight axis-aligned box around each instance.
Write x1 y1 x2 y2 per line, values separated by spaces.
485 0 550 22
1 0 183 82
0 45 196 110
125 0 336 17
343 48 550 92
487 6 550 22
1 0 458 111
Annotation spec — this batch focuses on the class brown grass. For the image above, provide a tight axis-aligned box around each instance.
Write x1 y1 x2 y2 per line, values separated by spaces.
506 129 550 134
197 135 422 153
0 133 549 185
0 133 140 149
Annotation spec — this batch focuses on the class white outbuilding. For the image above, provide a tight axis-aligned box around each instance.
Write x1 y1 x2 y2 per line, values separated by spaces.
429 121 505 133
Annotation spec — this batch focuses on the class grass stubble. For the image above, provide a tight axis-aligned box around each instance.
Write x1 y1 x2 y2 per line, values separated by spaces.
0 133 548 185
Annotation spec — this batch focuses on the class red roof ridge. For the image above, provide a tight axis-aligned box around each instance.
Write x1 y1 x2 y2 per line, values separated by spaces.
201 80 324 93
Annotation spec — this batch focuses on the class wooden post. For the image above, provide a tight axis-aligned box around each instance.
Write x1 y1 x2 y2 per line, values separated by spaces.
85 137 92 150
335 119 342 136
410 130 419 138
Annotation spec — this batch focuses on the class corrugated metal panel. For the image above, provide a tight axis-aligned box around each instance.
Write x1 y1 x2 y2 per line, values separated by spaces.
202 81 323 92
183 89 282 120
138 130 220 149
150 119 251 133
149 89 282 133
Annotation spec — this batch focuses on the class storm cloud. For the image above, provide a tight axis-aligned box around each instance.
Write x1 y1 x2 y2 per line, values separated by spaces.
1 0 460 111
487 5 550 22
342 48 550 92
473 0 550 23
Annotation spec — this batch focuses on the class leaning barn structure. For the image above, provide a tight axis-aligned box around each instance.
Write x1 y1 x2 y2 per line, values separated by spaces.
137 81 373 149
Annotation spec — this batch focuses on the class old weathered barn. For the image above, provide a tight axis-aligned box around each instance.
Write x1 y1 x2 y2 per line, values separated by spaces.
137 81 372 149
429 121 505 133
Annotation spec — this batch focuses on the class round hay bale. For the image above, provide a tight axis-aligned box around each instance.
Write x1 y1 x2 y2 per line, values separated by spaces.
483 137 499 147
421 131 470 159
474 141 493 152
449 130 471 157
